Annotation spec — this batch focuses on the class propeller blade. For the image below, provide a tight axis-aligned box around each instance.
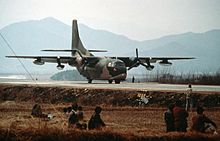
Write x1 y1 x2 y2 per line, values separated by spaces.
128 48 141 70
136 48 139 58
140 62 148 68
128 62 140 70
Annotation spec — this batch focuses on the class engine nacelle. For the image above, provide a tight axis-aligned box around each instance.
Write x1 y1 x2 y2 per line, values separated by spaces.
56 56 65 70
56 64 65 70
159 60 172 66
146 65 154 71
33 59 44 65
129 57 136 62
68 61 77 67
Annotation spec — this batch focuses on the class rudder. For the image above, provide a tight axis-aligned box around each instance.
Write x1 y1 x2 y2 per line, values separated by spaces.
72 20 92 56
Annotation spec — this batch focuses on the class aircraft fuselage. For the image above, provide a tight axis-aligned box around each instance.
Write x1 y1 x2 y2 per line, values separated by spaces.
76 57 127 83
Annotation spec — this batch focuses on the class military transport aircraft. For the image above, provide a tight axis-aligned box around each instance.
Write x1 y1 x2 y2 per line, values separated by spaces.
6 20 194 84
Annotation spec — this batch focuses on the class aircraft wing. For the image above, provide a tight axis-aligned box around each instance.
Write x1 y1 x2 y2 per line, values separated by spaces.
6 55 194 71
6 56 75 63
115 57 194 65
6 55 101 69
110 56 195 70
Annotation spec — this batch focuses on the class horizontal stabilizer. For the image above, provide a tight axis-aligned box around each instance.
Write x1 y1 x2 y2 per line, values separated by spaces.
42 49 75 52
88 49 107 52
42 49 107 52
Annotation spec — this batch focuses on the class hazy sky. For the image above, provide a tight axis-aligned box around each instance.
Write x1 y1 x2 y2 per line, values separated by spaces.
0 0 220 40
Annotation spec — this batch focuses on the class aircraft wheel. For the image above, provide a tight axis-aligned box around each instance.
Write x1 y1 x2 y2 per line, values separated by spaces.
115 80 121 84
88 79 92 83
108 80 113 84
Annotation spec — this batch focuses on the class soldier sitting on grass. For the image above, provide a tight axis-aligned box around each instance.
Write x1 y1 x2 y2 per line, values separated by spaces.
68 104 87 129
173 100 189 132
191 106 217 133
76 106 87 130
31 104 47 118
68 104 79 128
88 106 105 130
31 104 42 117
164 104 175 132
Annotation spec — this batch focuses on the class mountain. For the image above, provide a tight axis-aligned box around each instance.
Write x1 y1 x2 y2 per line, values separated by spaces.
0 17 220 77
137 30 220 74
0 18 72 74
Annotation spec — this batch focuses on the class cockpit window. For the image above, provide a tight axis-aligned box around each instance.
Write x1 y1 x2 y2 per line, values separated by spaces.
108 61 125 67
107 62 115 67
115 61 125 67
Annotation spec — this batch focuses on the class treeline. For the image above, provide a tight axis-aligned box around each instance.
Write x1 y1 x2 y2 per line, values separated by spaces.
52 69 220 85
156 72 220 85
129 69 220 85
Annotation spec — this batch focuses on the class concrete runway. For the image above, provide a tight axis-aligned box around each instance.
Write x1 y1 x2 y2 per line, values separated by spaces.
1 79 220 92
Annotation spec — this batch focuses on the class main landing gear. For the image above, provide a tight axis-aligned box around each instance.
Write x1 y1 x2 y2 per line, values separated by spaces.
88 79 121 84
88 79 92 83
108 79 121 84
114 80 121 84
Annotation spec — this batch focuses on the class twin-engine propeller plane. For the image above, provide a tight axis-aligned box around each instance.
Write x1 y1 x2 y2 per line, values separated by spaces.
6 20 194 84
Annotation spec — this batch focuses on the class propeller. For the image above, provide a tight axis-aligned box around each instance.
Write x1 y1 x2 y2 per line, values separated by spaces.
128 48 154 71
128 48 140 70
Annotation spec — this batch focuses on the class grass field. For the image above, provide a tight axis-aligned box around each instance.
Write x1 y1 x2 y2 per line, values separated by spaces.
0 101 220 141
1 84 220 140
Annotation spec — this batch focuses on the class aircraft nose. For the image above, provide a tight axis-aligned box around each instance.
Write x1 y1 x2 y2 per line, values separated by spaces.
114 67 126 74
108 66 127 80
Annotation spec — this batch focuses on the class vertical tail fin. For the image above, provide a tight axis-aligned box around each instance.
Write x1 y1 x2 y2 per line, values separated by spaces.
72 20 93 56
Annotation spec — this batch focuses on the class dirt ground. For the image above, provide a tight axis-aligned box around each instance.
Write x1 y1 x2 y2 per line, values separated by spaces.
0 101 220 134
0 84 220 140
1 83 220 107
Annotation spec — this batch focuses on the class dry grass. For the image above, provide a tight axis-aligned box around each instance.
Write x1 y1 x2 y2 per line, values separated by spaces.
1 128 220 141
0 102 220 141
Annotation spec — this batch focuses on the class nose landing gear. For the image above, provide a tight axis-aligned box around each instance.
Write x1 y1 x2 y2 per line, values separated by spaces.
108 80 113 84
88 79 92 83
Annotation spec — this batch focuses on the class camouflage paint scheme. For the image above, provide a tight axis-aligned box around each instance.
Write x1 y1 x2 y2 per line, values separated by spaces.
70 20 126 83
6 20 194 84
